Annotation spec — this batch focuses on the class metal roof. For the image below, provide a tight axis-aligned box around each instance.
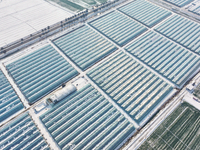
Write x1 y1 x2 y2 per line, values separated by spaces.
0 112 50 150
155 15 200 55
0 69 24 124
164 0 193 7
125 31 200 88
40 83 135 150
89 11 147 46
118 0 172 27
53 25 117 71
6 45 79 104
87 51 174 125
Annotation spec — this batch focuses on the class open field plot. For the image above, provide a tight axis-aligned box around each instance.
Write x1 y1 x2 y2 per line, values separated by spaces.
118 0 171 27
53 25 117 71
125 31 200 88
6 45 78 104
87 52 174 125
0 113 50 150
0 70 24 124
40 84 135 150
155 15 200 55
138 102 200 150
89 11 147 46
164 0 194 7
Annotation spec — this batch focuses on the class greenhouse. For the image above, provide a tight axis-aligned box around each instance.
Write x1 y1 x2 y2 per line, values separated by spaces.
40 84 135 150
0 0 199 149
155 15 200 54
164 0 193 7
53 25 117 71
118 0 171 27
6 45 78 104
0 70 24 123
0 113 49 150
89 11 147 46
87 52 174 125
125 31 200 88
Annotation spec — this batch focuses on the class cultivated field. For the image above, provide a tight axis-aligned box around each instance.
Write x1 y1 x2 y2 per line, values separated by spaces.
138 102 200 150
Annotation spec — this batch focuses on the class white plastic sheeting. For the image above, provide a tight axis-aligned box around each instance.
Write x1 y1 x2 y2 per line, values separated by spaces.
0 0 73 47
